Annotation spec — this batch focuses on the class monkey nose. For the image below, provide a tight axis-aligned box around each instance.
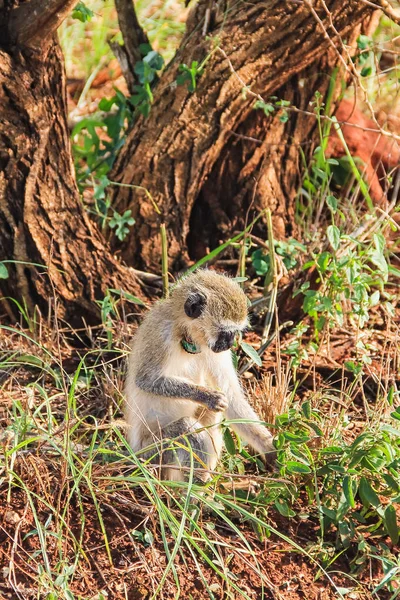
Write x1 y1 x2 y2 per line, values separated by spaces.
211 330 235 353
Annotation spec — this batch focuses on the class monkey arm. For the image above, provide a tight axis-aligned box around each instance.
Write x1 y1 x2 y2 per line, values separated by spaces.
226 396 275 456
135 370 228 411
212 358 275 455
131 308 227 411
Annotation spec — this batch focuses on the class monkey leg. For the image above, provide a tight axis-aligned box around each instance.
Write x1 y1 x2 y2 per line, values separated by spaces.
143 417 222 482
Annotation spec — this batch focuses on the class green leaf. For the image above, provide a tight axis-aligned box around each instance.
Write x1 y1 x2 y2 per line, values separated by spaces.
357 35 372 50
372 566 400 594
338 520 352 549
316 251 331 272
0 263 9 279
327 225 340 251
369 250 388 278
254 100 275 117
240 342 262 366
361 66 372 77
359 476 380 509
382 473 400 493
72 1 94 22
383 504 399 544
307 422 323 437
343 475 355 508
373 232 385 253
301 401 311 419
231 350 238 370
251 249 270 276
320 506 336 520
369 290 380 306
286 461 312 474
389 264 400 278
274 498 296 517
283 432 310 443
326 195 337 213
390 407 400 421
303 290 318 315
144 50 164 71
223 428 236 456
107 288 146 306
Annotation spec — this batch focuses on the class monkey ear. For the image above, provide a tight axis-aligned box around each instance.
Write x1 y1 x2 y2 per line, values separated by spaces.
184 292 206 319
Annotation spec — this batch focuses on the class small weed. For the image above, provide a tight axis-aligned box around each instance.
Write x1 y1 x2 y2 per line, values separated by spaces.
254 97 291 122
252 238 306 276
296 230 392 333
176 61 204 92
131 44 164 116
355 34 375 78
109 209 135 241
71 1 94 23
0 262 9 278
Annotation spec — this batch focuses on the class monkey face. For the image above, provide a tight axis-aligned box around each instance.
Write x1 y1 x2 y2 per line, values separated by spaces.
178 271 249 353
210 329 236 353
183 292 243 353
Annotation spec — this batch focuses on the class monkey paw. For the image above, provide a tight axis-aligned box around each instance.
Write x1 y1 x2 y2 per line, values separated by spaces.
260 436 277 469
207 391 229 412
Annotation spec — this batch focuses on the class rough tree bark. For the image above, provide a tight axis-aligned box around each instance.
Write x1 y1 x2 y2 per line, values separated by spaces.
111 0 375 272
0 0 143 323
0 0 377 320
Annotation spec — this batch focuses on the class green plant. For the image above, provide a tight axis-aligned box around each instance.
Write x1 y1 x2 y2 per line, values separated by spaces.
265 398 400 567
72 48 163 171
71 1 94 23
369 543 400 598
0 262 9 278
131 44 164 116
252 238 306 276
254 97 291 122
72 88 134 186
96 288 145 347
355 34 375 78
176 61 204 92
296 230 392 333
71 46 164 242
109 209 135 241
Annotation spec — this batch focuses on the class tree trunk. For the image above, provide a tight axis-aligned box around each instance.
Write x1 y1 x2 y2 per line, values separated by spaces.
111 0 375 272
0 2 143 323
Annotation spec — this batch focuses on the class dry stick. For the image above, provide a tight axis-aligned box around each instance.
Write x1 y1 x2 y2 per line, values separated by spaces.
331 116 375 212
262 209 278 344
220 38 400 180
312 0 378 127
239 321 293 376
160 223 169 299
8 503 29 599
318 0 392 142
359 0 400 25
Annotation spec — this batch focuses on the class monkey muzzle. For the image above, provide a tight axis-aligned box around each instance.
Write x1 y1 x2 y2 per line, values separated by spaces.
211 330 235 353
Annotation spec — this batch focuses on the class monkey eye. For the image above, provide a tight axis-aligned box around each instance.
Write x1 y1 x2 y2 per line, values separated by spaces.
184 292 206 319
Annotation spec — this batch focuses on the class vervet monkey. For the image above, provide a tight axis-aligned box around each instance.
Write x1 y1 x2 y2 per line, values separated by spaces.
125 270 275 480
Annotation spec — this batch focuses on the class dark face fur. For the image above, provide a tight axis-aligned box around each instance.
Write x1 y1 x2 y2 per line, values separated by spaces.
184 289 247 353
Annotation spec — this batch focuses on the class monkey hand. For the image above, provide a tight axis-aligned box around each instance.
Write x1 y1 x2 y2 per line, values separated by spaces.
205 391 229 413
258 433 277 469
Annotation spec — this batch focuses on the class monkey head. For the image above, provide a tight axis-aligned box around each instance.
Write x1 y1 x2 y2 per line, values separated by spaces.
173 270 249 353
